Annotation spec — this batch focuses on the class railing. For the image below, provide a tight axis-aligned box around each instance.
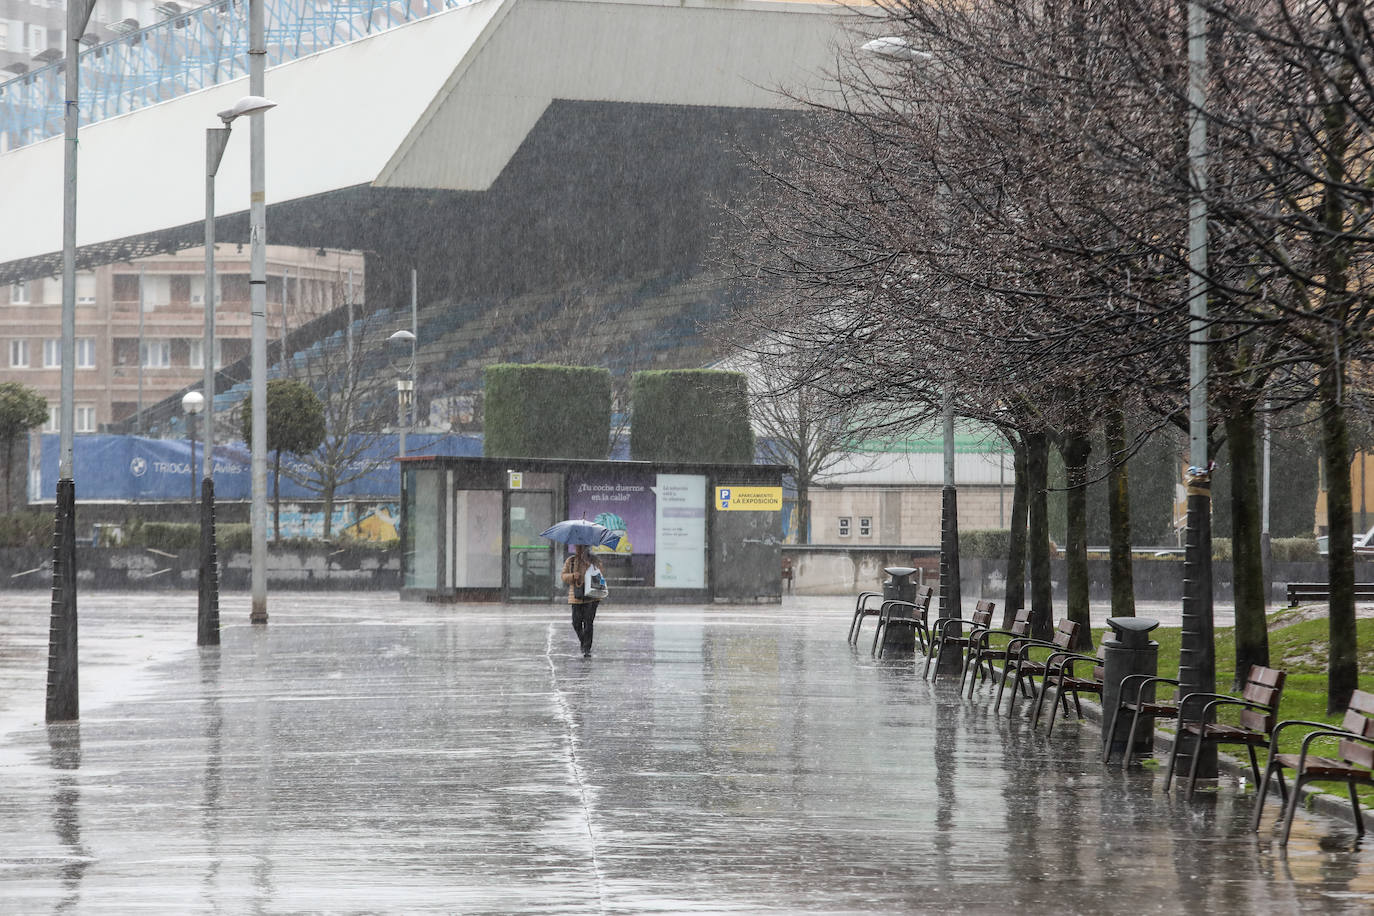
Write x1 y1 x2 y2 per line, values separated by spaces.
0 0 476 152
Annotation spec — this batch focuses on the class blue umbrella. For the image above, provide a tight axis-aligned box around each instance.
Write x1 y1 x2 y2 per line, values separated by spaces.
540 519 622 549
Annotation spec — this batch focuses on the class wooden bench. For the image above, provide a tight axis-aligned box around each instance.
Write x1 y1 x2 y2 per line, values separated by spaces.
924 600 996 681
1164 665 1286 799
1103 672 1181 765
1252 689 1374 845
847 591 885 645
1034 643 1106 734
961 606 1032 698
1286 582 1374 606
994 618 1080 718
872 586 936 659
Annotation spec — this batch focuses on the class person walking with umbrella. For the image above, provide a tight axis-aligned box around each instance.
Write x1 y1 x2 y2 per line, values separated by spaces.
562 543 601 657
543 519 618 658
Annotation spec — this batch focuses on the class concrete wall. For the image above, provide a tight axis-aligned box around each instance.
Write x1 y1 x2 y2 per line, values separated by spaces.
808 485 1014 547
0 546 399 591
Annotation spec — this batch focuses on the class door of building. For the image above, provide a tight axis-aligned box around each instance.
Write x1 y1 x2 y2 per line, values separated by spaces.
506 490 555 601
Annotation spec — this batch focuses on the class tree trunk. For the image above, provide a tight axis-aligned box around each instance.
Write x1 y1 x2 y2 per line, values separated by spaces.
795 477 811 546
323 479 336 540
1321 373 1357 713
3 437 12 514
1227 406 1269 689
273 450 282 542
1105 405 1135 618
1004 432 1029 629
1061 432 1093 651
1026 431 1053 641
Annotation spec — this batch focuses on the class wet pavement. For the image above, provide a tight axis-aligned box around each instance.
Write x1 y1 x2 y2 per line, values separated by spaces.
1 592 1371 914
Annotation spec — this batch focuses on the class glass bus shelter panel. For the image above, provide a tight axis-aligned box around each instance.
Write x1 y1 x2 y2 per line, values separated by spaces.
508 491 555 601
452 490 503 588
405 468 442 590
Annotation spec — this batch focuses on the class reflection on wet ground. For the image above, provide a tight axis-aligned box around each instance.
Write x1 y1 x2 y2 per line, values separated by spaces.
0 593 1370 913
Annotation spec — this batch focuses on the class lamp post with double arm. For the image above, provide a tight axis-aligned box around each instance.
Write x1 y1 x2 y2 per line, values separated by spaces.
198 94 274 645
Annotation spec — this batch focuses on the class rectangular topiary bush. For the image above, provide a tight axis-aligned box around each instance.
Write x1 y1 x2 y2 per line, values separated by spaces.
960 529 1010 559
483 364 612 459
630 370 755 464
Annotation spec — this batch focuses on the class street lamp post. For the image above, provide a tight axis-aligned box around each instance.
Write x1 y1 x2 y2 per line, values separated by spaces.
389 329 417 459
389 328 416 584
862 35 962 673
202 94 275 645
1179 0 1217 783
249 0 271 625
46 0 99 724
182 391 204 501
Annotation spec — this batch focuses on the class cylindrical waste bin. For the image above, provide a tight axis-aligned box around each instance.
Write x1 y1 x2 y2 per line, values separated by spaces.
879 566 919 652
1101 617 1160 761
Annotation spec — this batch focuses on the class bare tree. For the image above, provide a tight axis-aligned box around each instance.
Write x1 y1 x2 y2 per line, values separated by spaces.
283 276 398 538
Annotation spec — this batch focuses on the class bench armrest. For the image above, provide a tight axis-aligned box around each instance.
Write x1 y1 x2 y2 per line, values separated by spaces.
1193 696 1276 727
855 592 884 611
1047 652 1099 677
1014 638 1068 661
1293 728 1374 770
970 628 1024 650
1118 674 1180 703
1176 691 1238 721
931 617 982 638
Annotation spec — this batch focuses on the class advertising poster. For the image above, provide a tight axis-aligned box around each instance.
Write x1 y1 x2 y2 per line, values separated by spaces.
655 474 706 588
566 472 657 586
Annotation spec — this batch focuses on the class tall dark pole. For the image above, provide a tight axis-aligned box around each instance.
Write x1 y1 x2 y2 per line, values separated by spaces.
189 414 198 500
46 0 97 724
249 0 269 625
937 390 962 676
200 125 232 647
1178 0 1216 783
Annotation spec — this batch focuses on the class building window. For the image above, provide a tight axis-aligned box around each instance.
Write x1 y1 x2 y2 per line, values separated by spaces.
859 517 872 538
188 338 222 370
190 275 221 307
43 338 60 367
838 517 851 538
10 280 30 304
9 339 28 368
141 275 171 310
43 405 58 433
76 338 95 369
42 277 61 305
77 272 97 305
76 405 95 433
141 339 170 368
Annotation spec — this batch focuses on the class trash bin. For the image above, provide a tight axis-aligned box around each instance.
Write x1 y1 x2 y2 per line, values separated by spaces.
1101 616 1160 760
880 566 919 652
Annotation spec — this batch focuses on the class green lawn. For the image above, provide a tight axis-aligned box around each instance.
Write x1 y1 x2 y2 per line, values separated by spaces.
1093 612 1374 801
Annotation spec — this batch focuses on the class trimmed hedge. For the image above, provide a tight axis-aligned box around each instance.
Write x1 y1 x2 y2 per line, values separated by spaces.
126 521 200 549
1273 536 1320 562
0 511 54 548
960 529 1010 559
629 370 755 464
483 364 612 459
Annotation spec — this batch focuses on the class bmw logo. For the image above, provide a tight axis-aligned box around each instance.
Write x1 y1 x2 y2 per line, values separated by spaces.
130 457 147 477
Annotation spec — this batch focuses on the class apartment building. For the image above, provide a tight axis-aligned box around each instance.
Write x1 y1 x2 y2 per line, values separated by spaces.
0 245 364 432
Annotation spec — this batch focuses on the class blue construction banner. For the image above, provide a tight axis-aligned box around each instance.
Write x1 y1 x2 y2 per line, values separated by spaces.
34 433 483 502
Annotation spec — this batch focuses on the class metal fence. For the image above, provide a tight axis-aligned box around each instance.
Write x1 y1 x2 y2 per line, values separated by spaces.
0 0 475 152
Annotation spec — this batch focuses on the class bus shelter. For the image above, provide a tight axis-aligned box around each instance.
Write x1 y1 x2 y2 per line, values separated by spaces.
399 455 785 603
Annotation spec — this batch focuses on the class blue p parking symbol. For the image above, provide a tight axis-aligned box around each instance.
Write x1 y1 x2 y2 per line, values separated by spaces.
719 488 730 509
